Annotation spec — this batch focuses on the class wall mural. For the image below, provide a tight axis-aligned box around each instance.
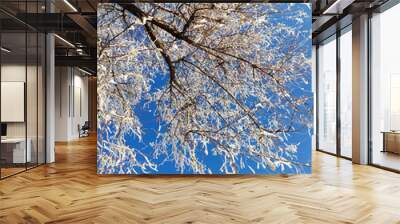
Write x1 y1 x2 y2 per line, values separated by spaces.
97 3 312 174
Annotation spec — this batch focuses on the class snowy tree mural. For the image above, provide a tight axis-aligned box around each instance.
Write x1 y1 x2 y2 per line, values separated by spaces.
97 3 312 174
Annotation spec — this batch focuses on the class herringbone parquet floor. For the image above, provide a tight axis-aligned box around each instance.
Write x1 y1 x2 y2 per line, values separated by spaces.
1 135 400 224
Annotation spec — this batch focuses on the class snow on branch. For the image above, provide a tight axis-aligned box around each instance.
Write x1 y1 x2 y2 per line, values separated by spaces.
97 3 312 174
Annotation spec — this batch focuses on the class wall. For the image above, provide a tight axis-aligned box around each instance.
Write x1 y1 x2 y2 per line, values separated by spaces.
1 64 26 138
55 67 89 141
73 71 89 138
1 64 43 138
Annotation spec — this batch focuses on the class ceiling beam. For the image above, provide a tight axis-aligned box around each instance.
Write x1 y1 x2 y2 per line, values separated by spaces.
13 13 83 32
67 13 97 46
312 15 335 33
55 56 96 71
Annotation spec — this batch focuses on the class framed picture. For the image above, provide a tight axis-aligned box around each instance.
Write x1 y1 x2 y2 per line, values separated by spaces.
97 3 312 174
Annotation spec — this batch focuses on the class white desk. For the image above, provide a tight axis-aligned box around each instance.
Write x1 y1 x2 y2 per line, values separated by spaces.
1 138 31 163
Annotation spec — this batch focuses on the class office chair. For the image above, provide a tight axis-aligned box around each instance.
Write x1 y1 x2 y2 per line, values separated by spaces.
79 121 90 138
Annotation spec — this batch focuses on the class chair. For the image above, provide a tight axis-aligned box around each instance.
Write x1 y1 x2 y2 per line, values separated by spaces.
79 121 90 138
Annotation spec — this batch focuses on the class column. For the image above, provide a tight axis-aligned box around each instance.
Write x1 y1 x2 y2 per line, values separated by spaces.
352 14 369 164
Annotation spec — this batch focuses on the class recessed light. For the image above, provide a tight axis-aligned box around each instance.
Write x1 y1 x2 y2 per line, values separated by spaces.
54 34 75 48
78 68 93 76
323 0 355 15
1 47 11 53
63 0 78 12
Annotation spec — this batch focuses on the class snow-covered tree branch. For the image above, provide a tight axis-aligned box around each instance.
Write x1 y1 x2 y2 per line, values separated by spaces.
97 3 312 174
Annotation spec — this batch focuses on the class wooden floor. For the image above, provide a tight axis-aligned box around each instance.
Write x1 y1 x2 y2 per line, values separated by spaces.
0 167 26 178
1 135 400 223
1 163 42 178
372 150 400 171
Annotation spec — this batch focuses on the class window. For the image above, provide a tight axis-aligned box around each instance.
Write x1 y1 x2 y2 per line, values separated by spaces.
370 3 400 171
317 36 337 154
339 28 352 158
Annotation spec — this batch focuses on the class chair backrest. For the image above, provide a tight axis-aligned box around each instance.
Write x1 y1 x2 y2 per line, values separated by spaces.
82 121 90 129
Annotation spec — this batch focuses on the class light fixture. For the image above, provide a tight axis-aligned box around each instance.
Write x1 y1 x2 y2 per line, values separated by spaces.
1 47 11 53
54 34 75 48
322 0 355 15
78 67 93 76
76 48 83 53
322 0 341 14
63 0 78 12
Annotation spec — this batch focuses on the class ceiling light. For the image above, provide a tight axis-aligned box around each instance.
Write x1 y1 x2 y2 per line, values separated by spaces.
63 0 78 12
54 34 75 48
78 68 93 76
1 47 11 53
323 0 355 15
76 48 86 55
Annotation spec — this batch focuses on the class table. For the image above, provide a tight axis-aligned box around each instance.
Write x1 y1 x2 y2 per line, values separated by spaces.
381 131 400 154
1 138 31 164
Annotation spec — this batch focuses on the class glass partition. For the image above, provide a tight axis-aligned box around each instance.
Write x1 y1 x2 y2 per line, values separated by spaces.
0 0 46 179
1 31 28 177
27 31 38 169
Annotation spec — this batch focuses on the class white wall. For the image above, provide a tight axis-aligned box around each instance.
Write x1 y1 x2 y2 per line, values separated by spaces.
55 67 89 141
1 64 25 81
1 64 26 139
1 64 42 138
55 66 69 141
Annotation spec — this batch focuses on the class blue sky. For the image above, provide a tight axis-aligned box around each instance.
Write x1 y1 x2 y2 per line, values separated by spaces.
98 3 312 174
